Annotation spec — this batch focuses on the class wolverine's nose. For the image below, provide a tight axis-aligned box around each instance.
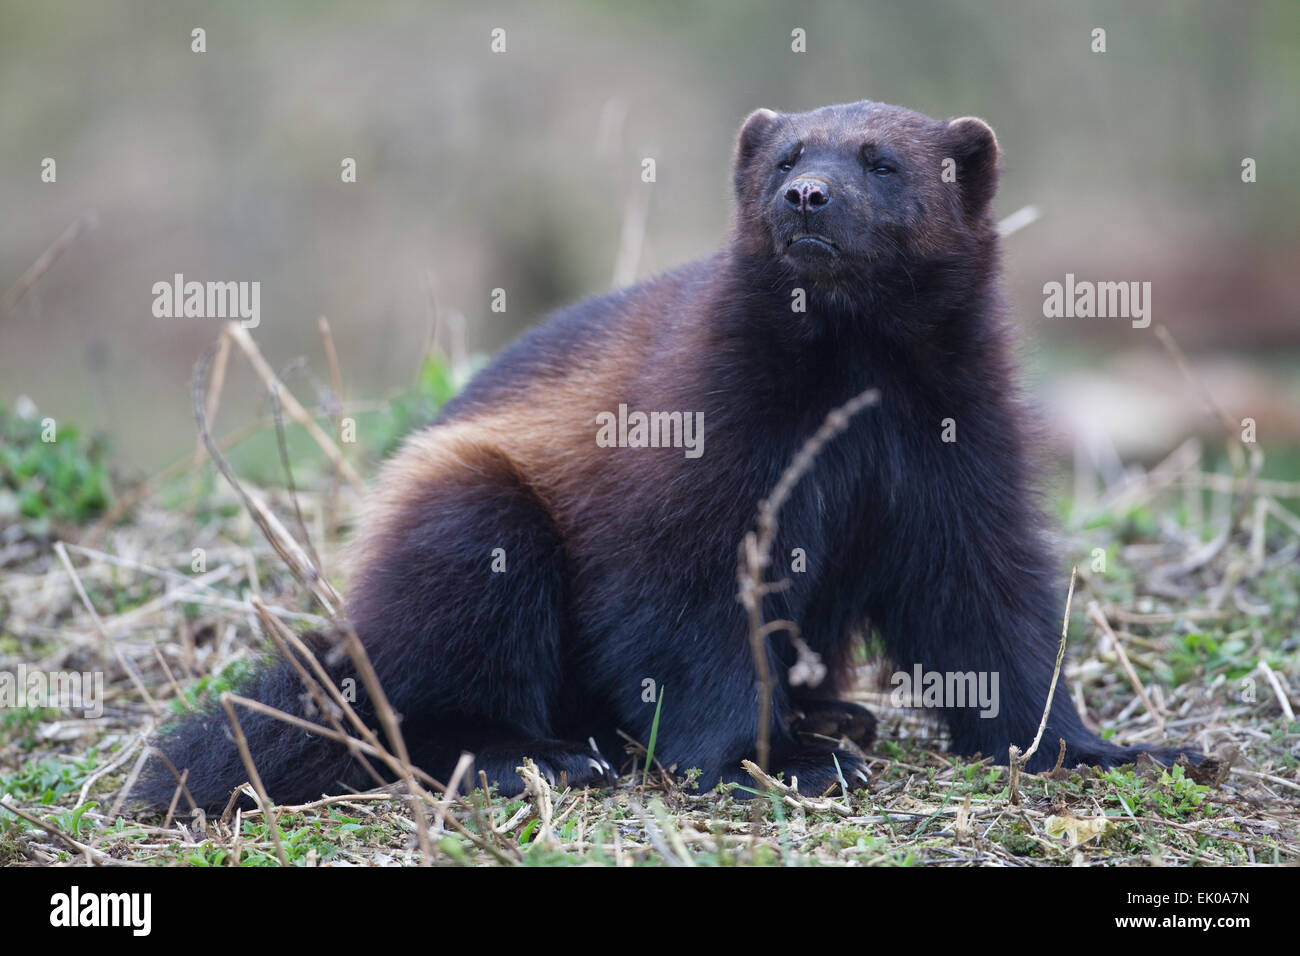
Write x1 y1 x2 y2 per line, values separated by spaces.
784 177 830 212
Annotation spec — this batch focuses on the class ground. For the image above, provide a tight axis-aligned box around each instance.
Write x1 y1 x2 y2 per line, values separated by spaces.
1 363 1297 867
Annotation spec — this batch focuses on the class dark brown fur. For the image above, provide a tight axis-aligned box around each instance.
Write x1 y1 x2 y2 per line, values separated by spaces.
135 100 1198 812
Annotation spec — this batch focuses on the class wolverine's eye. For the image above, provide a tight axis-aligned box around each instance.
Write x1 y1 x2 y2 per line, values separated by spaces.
776 144 803 173
861 145 898 177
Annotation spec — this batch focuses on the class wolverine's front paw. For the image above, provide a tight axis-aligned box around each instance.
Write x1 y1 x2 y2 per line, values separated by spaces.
768 748 871 796
471 738 616 796
790 699 877 750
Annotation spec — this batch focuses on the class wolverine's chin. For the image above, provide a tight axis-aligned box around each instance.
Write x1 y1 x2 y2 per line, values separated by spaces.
787 233 839 253
782 234 843 279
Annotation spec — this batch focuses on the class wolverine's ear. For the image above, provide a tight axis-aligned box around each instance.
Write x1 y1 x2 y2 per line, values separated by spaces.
734 108 780 196
737 108 779 163
945 116 1000 214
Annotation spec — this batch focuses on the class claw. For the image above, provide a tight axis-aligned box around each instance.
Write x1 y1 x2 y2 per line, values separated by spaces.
852 768 871 786
587 739 613 776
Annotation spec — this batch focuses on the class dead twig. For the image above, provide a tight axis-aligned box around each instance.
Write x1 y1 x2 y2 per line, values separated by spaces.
191 341 342 616
223 322 365 491
1 213 95 317
220 693 289 865
0 799 132 866
318 315 345 555
737 387 879 775
1009 566 1077 803
1086 600 1164 732
53 541 159 713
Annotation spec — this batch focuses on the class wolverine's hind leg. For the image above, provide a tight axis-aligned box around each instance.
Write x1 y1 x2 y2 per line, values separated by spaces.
347 437 609 796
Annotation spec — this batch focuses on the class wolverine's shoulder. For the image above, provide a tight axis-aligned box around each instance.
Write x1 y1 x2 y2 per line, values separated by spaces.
439 255 721 422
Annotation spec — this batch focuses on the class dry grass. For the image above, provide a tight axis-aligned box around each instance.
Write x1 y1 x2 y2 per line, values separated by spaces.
1 330 1297 867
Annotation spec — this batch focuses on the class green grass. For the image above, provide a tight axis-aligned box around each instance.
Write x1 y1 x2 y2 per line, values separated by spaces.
1 401 1296 867
0 401 111 536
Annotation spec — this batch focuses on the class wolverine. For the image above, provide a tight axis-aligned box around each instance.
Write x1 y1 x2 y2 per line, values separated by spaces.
135 100 1198 811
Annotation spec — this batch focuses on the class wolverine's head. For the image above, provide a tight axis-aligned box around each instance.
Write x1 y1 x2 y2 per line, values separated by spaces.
731 100 1000 286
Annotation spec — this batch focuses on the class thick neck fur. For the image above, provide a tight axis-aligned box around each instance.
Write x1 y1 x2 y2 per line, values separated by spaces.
694 223 1008 427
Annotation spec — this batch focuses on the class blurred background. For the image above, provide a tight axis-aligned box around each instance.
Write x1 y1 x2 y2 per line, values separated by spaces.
1 0 1297 486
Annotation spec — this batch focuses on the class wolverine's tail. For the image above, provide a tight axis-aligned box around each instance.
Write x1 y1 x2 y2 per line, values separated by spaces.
131 651 372 815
